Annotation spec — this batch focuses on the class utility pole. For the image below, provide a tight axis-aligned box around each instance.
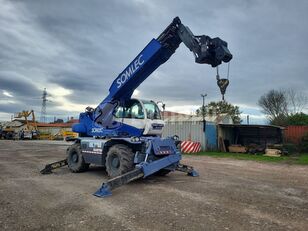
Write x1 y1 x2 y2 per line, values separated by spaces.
201 94 207 132
40 88 47 123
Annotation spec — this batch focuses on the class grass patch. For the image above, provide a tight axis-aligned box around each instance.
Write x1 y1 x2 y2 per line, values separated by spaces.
296 155 308 165
184 151 308 165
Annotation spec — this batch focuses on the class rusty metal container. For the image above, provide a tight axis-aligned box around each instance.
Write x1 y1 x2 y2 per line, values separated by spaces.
284 126 308 144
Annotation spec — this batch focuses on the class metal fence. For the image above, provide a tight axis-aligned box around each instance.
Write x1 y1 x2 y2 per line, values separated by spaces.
163 121 217 151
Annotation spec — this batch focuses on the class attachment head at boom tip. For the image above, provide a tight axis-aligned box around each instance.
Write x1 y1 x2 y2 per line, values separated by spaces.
196 36 233 67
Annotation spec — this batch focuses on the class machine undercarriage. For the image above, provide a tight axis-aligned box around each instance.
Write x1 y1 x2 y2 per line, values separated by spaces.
41 137 198 197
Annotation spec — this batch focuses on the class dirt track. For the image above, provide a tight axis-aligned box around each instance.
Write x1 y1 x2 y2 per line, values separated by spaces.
0 140 307 231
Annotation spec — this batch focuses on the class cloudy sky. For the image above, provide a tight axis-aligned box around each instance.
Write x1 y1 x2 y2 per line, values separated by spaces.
0 0 307 123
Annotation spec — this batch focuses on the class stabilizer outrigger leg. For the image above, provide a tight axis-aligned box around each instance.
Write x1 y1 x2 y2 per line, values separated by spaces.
94 154 199 198
40 159 68 174
94 168 144 198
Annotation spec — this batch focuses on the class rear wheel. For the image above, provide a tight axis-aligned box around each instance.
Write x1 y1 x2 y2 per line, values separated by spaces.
67 143 89 173
106 144 135 178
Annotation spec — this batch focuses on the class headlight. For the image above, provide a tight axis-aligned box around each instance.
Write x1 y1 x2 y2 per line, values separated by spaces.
130 136 140 142
173 135 179 141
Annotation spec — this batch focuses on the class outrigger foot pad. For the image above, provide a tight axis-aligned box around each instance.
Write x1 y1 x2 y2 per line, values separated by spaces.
40 167 53 175
176 163 199 177
94 184 112 198
187 169 199 177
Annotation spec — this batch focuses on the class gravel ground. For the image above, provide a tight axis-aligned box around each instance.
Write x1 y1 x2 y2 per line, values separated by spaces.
0 140 307 231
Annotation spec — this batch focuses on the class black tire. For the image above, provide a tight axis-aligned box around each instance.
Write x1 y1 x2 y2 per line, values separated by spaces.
106 144 135 178
67 143 89 173
155 169 171 176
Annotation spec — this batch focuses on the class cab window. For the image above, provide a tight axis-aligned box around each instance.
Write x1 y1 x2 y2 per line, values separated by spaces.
114 100 145 119
143 101 161 120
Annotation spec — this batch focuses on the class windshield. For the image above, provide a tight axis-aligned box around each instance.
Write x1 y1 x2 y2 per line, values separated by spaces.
143 101 161 120
114 99 145 119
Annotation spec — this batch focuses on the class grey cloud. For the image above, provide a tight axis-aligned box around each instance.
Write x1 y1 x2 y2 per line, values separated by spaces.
0 0 307 121
0 102 26 113
0 72 41 98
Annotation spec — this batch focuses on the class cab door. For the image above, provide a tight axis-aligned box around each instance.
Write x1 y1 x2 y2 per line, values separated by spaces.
113 99 146 130
142 100 165 136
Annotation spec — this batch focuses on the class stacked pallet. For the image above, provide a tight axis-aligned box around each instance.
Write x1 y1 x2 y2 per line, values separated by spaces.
228 145 247 153
264 148 282 157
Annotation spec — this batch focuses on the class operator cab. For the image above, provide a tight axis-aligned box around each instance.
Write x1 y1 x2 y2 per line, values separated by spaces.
113 99 165 136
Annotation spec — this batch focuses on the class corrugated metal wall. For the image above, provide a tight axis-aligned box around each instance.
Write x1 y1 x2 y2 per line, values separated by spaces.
284 126 308 143
163 121 217 151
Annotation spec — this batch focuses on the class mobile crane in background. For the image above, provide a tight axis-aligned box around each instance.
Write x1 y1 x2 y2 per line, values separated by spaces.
41 17 232 197
0 110 39 140
14 110 39 139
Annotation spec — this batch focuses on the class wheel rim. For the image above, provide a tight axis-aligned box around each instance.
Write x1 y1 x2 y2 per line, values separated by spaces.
71 152 78 163
111 154 120 169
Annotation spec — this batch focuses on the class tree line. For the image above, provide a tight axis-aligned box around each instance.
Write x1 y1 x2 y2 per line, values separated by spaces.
194 88 307 126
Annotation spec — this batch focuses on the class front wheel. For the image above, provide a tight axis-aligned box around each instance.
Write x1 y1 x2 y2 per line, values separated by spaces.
67 143 89 173
106 144 135 178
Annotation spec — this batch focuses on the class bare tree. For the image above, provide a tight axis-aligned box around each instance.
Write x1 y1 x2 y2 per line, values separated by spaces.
258 88 308 125
258 89 288 124
285 88 308 114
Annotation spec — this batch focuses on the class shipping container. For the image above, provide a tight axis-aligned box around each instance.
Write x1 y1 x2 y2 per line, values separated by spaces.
284 126 308 144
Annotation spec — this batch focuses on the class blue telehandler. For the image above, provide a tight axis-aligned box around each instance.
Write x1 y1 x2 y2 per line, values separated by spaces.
41 17 232 197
